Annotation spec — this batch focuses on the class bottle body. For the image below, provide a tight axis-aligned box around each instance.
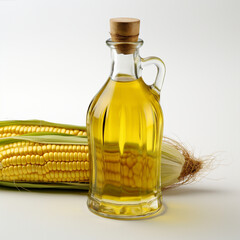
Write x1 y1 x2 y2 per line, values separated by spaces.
87 77 163 219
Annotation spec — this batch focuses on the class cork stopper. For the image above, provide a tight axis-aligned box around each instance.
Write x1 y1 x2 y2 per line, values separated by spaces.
110 17 140 54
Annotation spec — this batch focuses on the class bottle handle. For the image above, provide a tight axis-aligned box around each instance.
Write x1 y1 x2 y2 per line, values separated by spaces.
141 56 166 95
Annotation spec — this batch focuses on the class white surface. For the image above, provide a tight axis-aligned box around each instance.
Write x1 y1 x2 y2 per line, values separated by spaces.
0 0 240 239
0 183 239 240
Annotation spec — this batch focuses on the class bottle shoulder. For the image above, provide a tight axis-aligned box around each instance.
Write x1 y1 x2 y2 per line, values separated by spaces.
87 78 162 119
87 78 111 115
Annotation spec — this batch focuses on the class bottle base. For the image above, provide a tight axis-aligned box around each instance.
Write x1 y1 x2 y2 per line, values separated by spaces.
87 194 162 220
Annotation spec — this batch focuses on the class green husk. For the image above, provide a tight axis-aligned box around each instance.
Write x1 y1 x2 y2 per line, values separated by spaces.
0 133 88 146
0 119 86 131
0 181 89 190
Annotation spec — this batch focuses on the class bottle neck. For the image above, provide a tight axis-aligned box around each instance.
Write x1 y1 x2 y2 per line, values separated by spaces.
109 48 142 81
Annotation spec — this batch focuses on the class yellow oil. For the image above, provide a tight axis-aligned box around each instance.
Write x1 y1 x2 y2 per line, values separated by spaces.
86 77 163 219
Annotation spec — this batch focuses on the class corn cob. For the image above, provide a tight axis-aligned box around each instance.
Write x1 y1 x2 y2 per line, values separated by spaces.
0 120 87 138
0 142 89 183
0 134 89 184
0 133 202 190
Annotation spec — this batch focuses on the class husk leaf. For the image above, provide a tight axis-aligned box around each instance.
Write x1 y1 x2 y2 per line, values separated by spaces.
0 133 88 145
0 119 86 131
0 181 89 190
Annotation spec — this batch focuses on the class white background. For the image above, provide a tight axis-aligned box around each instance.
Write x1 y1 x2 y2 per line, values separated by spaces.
0 0 240 239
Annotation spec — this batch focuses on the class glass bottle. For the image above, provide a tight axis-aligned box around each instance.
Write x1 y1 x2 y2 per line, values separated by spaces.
86 18 166 219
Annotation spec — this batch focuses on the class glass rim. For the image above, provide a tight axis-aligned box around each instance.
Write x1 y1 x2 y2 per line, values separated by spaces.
106 38 144 48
